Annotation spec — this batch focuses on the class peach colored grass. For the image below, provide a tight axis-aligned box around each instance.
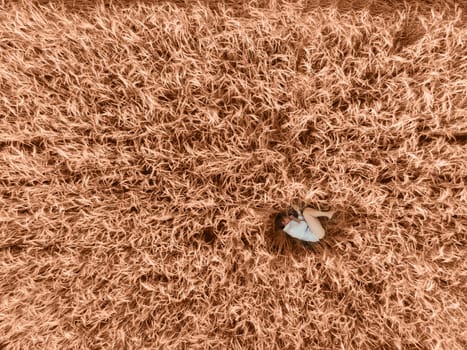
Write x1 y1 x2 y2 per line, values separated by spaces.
0 1 466 349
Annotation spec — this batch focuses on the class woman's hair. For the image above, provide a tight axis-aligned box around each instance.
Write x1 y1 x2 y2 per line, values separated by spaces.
274 212 287 230
275 208 298 231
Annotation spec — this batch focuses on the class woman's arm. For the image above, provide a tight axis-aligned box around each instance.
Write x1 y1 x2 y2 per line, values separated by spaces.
288 215 302 223
291 205 304 219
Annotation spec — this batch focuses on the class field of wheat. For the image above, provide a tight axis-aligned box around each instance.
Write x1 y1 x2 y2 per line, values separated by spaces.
1 0 466 349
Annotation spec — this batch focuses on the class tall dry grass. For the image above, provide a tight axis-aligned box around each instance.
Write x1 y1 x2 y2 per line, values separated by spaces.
1 0 466 349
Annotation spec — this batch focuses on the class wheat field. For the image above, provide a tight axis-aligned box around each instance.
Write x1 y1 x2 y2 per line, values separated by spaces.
0 0 466 349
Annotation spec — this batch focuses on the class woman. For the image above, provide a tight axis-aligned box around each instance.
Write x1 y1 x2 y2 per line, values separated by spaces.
275 206 335 242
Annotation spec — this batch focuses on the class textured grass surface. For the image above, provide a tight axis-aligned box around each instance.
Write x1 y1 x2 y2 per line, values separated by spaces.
1 1 466 349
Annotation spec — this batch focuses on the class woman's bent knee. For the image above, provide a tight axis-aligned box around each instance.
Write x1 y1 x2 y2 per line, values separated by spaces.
315 228 325 239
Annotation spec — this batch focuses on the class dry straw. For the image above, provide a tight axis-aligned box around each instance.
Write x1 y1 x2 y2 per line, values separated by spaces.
0 0 466 349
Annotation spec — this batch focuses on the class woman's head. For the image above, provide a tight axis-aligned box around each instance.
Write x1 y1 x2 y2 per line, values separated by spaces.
274 212 291 230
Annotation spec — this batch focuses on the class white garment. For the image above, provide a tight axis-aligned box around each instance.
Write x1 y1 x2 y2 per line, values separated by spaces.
283 212 320 242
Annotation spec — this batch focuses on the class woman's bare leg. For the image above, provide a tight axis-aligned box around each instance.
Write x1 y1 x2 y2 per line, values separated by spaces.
302 207 334 239
303 207 335 219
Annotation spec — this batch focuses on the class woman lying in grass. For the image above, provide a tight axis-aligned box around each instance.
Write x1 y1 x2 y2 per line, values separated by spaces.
275 205 335 242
